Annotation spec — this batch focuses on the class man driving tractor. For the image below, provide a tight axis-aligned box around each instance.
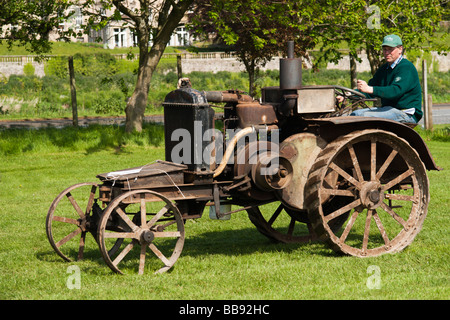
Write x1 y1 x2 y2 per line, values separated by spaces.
338 34 423 123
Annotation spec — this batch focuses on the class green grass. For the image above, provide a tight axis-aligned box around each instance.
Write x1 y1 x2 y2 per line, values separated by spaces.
0 124 449 300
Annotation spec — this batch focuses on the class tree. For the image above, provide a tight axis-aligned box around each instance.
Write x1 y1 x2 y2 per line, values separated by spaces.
0 0 71 55
77 0 194 133
314 0 449 85
191 0 321 97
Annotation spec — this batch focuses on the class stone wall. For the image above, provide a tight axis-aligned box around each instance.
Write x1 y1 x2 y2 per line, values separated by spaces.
0 56 45 78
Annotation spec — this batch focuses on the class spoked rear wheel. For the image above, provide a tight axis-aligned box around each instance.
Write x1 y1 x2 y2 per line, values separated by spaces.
247 201 314 243
98 190 185 275
305 129 429 257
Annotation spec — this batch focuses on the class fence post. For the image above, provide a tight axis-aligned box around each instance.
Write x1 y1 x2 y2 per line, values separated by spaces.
177 54 182 80
68 56 78 127
427 94 433 130
422 60 431 130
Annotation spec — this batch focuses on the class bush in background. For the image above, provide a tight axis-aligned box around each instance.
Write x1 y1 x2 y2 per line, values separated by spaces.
23 63 35 76
1 52 449 119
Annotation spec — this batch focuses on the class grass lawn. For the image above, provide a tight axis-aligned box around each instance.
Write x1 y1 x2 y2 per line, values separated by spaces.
0 124 448 300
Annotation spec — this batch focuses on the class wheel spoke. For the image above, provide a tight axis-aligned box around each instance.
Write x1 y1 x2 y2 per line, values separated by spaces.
362 209 373 253
56 228 82 248
339 209 360 243
382 168 414 191
370 140 377 181
77 232 86 260
320 187 355 197
115 207 137 231
348 144 364 182
85 185 97 215
247 202 314 244
112 241 135 267
66 192 85 219
384 193 416 202
329 162 362 189
376 149 398 180
104 232 137 239
139 244 147 275
147 205 169 228
287 218 295 236
268 204 284 226
149 243 171 266
324 198 362 223
372 210 390 246
52 216 79 225
153 231 181 238
380 202 407 229
140 196 147 228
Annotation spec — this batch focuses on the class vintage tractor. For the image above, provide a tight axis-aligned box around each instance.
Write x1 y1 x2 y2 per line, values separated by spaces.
46 42 439 274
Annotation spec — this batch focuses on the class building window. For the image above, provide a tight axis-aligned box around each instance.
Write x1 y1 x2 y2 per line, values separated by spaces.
114 28 127 48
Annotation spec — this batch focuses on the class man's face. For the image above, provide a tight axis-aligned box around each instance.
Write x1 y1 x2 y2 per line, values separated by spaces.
383 45 403 64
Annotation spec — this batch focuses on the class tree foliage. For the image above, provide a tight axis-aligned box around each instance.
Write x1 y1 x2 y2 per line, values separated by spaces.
191 0 322 96
314 0 449 74
0 0 71 55
192 0 449 94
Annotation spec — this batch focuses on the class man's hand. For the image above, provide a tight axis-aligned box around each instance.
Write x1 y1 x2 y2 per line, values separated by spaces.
357 80 373 94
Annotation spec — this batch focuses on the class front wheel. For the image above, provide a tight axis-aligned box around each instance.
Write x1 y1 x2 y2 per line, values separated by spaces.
98 190 185 275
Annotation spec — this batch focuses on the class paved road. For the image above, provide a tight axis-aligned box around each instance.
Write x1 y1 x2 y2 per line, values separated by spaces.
418 104 450 126
1 104 449 129
0 115 164 129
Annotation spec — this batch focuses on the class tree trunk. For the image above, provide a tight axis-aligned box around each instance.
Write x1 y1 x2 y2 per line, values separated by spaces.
366 44 383 76
349 53 357 89
125 69 151 133
241 54 257 97
123 0 193 133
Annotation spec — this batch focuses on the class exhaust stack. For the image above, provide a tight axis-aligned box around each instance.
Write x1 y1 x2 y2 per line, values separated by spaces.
279 41 302 116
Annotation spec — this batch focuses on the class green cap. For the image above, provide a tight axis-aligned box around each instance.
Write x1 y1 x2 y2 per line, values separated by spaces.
382 34 403 47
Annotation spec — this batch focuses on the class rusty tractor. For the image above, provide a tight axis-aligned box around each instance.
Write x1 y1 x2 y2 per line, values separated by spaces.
46 42 439 275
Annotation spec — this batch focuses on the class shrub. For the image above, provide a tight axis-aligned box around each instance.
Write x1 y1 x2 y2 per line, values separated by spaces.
23 63 35 76
44 56 69 78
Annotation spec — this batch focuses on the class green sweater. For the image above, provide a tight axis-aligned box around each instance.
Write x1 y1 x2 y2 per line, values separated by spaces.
367 58 423 122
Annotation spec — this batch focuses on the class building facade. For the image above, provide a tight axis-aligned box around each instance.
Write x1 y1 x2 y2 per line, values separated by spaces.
51 2 192 48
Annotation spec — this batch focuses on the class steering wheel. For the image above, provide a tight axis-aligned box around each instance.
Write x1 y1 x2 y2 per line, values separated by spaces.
334 85 367 101
326 85 377 117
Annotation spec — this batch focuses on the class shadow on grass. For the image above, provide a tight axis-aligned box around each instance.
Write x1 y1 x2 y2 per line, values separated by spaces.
37 225 338 276
0 122 165 157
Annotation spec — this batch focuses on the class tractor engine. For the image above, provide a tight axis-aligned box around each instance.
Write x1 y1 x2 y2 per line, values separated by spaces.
161 41 332 207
